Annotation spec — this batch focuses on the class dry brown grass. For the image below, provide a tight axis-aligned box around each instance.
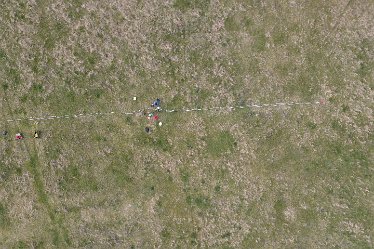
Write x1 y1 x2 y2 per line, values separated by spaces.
0 0 373 248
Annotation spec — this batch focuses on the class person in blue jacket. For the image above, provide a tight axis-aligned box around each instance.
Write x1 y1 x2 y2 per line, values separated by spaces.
151 98 161 107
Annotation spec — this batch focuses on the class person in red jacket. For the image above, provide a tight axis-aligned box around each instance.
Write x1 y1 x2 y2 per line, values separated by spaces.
15 133 23 140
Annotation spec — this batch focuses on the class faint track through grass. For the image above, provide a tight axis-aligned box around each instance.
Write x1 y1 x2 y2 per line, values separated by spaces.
2 92 71 247
331 0 354 31
4 99 325 123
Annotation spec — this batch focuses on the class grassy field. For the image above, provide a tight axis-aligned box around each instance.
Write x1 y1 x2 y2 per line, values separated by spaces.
0 0 373 248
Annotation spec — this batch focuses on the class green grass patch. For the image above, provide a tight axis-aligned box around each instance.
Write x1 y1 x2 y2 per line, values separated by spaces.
173 0 191 11
135 129 172 152
273 29 288 45
299 208 318 226
30 53 40 74
0 49 7 60
48 87 86 114
275 62 296 77
214 185 221 193
355 38 374 84
224 16 240 32
59 165 99 193
2 83 9 90
6 67 21 86
73 47 100 71
173 0 210 12
205 131 236 157
274 197 286 225
331 119 346 134
241 230 265 248
0 203 10 228
14 2 26 21
186 194 211 209
14 241 28 249
154 136 172 152
189 49 214 70
105 153 134 187
193 88 211 108
306 121 317 130
284 70 320 99
179 167 190 184
27 155 49 205
251 28 267 52
66 0 88 20
32 83 44 93
224 13 253 32
38 17 69 50
0 162 14 182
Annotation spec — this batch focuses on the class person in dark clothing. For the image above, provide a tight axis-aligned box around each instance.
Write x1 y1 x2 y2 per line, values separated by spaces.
151 98 161 107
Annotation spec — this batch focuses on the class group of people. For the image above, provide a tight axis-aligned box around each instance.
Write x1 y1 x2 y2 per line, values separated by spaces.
145 98 162 133
1 131 40 140
2 99 163 139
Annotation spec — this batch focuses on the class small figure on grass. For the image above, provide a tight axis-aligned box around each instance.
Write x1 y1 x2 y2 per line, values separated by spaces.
15 133 24 140
145 98 163 132
151 98 161 108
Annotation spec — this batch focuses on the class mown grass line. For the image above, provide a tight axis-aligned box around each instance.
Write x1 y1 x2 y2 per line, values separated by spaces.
3 92 70 247
27 140 72 247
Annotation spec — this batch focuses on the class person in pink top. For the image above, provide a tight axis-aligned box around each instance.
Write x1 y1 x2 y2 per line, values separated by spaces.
15 133 23 140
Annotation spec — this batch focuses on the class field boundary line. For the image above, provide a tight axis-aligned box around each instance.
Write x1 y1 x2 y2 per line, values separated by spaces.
4 100 324 123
